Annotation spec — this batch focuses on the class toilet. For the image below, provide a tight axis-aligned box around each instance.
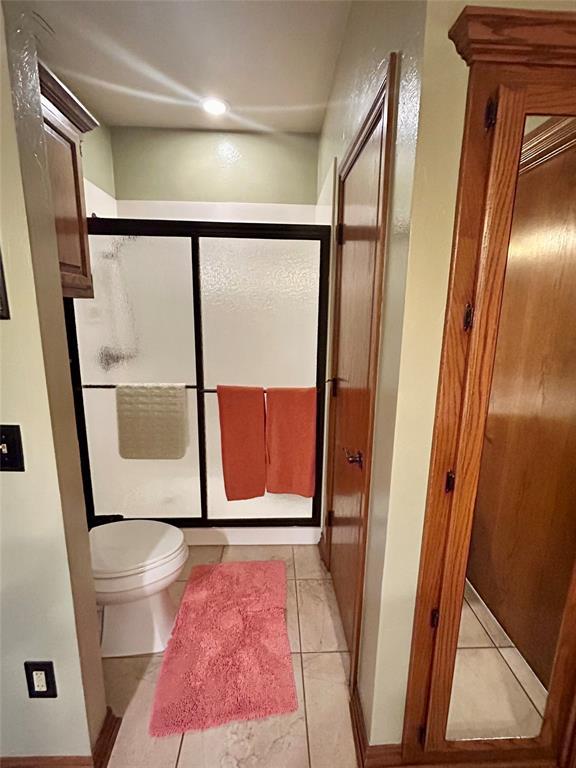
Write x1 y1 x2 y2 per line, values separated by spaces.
90 520 188 658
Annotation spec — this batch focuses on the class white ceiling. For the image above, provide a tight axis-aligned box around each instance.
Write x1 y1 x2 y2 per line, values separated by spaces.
22 0 351 133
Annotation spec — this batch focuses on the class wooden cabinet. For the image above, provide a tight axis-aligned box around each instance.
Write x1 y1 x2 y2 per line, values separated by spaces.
39 63 98 298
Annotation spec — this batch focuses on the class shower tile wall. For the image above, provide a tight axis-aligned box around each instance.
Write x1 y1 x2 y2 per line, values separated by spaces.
75 235 201 519
74 233 320 522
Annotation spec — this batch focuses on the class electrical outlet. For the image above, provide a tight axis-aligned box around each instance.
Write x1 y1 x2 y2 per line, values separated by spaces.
0 425 25 471
24 661 57 698
32 670 48 693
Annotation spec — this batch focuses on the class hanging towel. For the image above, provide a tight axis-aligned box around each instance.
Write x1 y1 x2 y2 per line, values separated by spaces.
266 388 317 498
217 386 266 500
116 384 188 459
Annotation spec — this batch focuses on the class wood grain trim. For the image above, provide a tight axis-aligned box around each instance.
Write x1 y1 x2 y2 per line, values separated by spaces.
401 65 500 763
520 117 576 174
402 57 576 768
424 84 529 751
38 62 98 133
92 707 121 768
449 7 576 68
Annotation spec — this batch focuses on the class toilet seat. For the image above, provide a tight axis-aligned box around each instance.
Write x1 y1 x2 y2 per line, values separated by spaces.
90 519 186 579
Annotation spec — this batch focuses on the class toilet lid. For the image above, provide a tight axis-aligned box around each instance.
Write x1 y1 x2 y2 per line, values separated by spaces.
90 520 185 578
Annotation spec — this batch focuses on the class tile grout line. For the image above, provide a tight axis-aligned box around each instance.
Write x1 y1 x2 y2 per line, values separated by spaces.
494 644 546 720
465 598 499 649
174 734 184 768
294 561 313 768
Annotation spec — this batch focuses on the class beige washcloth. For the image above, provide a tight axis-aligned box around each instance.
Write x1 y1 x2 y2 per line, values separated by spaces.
116 385 188 460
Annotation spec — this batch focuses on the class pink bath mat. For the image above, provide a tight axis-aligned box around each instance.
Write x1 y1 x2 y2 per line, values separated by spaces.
149 560 298 735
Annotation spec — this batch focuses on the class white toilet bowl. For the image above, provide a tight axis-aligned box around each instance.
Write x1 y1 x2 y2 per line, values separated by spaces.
90 520 187 658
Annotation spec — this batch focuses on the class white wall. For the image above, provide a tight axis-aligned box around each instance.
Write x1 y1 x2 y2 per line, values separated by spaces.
84 178 117 218
0 13 92 757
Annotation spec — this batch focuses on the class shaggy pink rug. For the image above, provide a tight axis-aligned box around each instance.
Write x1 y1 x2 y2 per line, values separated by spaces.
149 560 298 735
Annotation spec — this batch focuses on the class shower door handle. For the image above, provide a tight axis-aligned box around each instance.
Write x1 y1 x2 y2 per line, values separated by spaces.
344 448 363 469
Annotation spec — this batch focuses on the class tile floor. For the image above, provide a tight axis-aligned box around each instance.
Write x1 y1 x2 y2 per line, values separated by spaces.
448 581 548 741
105 545 357 768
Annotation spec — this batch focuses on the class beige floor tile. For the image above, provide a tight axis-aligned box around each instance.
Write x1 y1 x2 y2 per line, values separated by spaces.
302 653 356 768
221 545 295 579
168 581 187 607
177 654 309 768
458 601 493 648
294 546 329 580
465 582 513 648
178 545 223 581
297 580 347 653
105 654 182 768
287 580 300 652
447 648 542 740
500 647 548 716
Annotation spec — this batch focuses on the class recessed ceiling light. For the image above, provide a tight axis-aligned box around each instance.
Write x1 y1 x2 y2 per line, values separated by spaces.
202 97 228 116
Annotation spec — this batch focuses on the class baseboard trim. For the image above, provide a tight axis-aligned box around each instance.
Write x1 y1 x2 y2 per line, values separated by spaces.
1 707 121 768
0 758 92 767
349 685 402 767
93 707 121 768
318 530 330 569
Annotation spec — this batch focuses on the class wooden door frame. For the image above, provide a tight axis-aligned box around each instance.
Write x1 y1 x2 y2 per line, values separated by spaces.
401 7 576 768
320 52 399 687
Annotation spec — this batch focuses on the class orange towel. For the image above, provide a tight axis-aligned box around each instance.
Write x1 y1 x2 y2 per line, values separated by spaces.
266 388 317 498
217 386 266 501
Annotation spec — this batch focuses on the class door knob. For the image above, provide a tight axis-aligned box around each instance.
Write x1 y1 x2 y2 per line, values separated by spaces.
344 448 363 469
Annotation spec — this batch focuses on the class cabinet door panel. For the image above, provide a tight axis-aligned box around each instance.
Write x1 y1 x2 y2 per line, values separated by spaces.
44 122 85 273
42 97 93 297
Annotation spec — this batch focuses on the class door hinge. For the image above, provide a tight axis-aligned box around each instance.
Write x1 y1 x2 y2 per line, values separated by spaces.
418 724 426 745
463 302 474 332
327 509 335 526
430 608 440 629
485 97 498 130
445 470 456 493
336 222 345 246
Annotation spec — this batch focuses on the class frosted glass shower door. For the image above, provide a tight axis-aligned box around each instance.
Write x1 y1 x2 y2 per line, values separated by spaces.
200 237 321 520
74 235 202 520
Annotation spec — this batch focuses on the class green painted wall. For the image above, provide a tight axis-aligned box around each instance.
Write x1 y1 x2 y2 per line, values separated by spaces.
81 124 116 197
110 128 319 204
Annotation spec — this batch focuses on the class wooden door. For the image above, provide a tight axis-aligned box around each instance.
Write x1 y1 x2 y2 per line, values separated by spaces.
325 56 397 672
467 120 576 688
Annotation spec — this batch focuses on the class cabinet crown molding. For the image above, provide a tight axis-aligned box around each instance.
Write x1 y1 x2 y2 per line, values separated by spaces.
38 62 99 133
449 5 576 67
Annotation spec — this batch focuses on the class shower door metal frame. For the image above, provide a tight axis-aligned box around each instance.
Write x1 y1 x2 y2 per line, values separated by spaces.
71 217 330 528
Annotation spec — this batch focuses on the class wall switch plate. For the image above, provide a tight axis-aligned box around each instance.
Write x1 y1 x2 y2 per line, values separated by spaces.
0 425 24 471
24 661 57 698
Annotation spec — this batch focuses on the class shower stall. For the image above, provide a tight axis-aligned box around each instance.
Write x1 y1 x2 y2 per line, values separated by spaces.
67 218 330 528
